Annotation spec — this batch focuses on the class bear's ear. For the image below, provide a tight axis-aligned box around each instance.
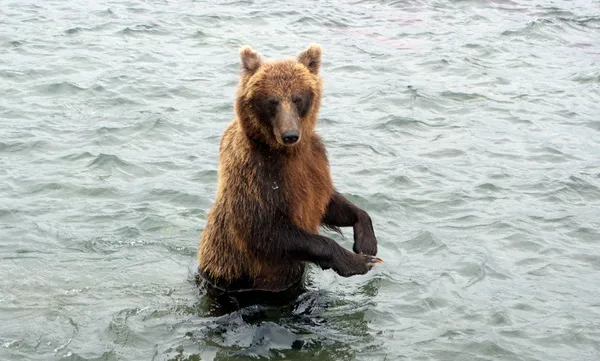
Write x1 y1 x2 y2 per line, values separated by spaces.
239 45 262 73
297 43 322 75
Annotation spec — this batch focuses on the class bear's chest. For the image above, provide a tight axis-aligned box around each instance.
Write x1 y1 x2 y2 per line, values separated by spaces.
277 150 333 233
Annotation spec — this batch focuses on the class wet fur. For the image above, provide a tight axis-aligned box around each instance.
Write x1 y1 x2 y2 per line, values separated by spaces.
198 44 379 292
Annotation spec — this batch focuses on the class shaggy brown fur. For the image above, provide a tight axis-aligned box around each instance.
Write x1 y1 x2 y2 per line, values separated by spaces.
197 44 381 293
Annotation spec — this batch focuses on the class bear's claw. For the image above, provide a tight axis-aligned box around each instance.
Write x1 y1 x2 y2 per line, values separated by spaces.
365 255 383 269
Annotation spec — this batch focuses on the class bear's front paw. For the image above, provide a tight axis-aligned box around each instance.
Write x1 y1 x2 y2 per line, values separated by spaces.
353 215 378 256
353 234 378 256
331 250 382 277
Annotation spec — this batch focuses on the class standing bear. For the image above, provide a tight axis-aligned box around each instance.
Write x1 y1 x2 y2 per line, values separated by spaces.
197 44 381 296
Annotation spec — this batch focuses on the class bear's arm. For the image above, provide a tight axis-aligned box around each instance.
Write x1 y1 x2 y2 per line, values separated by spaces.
233 194 344 264
322 191 362 227
229 186 377 277
321 191 378 256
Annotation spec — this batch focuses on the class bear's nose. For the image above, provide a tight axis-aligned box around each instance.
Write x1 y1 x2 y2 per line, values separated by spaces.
281 130 300 145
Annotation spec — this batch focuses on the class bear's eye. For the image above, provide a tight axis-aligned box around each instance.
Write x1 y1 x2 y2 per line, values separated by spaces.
292 96 303 107
292 92 313 117
267 99 279 116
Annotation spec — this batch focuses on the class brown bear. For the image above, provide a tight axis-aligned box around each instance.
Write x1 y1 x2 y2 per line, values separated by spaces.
197 44 381 299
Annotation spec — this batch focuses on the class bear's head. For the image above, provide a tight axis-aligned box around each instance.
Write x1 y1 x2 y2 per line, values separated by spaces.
234 44 323 151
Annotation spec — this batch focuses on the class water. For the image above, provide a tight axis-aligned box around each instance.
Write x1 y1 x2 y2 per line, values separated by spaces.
1 0 599 360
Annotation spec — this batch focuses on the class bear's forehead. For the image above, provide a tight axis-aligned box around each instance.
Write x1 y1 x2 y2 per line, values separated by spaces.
249 60 315 96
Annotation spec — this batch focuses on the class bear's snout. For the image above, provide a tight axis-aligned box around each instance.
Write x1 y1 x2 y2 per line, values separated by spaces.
281 130 300 145
274 102 302 146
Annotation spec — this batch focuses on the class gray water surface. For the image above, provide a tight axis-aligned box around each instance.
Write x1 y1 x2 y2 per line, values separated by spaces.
2 0 600 360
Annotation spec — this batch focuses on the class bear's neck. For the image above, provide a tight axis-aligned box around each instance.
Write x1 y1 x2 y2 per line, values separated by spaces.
245 132 309 159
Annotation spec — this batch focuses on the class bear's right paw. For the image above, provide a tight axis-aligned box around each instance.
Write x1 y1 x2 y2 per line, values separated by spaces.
331 251 382 277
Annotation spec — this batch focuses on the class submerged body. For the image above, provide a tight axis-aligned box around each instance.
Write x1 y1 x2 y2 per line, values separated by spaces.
197 44 380 296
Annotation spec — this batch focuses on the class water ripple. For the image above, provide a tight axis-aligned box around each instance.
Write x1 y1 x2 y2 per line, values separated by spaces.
2 0 600 360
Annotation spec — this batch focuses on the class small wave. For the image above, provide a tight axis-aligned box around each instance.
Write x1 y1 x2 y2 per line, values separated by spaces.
137 215 176 233
420 295 450 311
376 114 430 131
95 8 117 18
401 230 447 253
475 182 506 193
585 121 600 131
35 81 85 95
563 175 600 200
192 169 218 181
501 17 558 39
221 0 254 5
0 68 52 81
483 149 522 161
0 139 49 153
3 40 23 47
127 53 162 64
95 115 178 140
571 253 600 271
117 23 167 36
107 308 145 347
195 14 236 24
64 23 113 35
329 64 366 73
96 96 143 107
526 262 567 276
460 340 521 360
27 181 120 198
144 85 197 100
86 153 151 178
528 214 574 224
114 226 142 239
440 91 489 102
64 26 83 35
147 188 206 207
384 174 417 189
87 153 130 169
525 17 556 28
59 152 95 161
80 235 151 254
571 72 600 84
525 146 580 163
0 208 20 221
125 7 150 14
558 15 600 29
191 30 207 38
421 148 465 158
292 16 322 26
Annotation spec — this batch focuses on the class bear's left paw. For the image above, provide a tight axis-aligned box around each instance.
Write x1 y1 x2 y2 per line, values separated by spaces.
353 236 378 257
353 217 378 256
